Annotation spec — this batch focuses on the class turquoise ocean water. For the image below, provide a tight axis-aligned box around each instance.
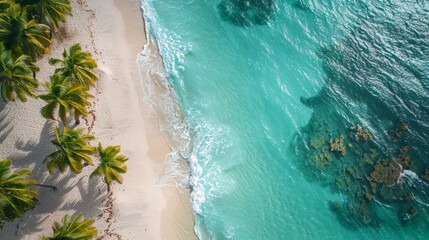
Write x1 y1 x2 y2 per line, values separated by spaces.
140 0 429 239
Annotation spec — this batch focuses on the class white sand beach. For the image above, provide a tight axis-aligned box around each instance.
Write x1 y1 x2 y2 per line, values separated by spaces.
0 0 196 239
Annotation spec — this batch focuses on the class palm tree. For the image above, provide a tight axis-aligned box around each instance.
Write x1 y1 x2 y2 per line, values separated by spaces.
49 44 98 88
39 213 97 240
0 2 11 12
0 159 37 227
39 74 93 125
0 5 51 57
0 45 39 102
44 126 96 174
15 0 72 29
90 144 128 193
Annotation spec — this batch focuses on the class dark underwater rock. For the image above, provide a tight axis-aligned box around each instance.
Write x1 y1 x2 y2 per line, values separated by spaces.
218 0 276 27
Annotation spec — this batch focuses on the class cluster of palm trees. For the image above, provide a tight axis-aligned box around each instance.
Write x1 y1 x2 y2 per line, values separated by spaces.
0 0 69 102
0 1 128 238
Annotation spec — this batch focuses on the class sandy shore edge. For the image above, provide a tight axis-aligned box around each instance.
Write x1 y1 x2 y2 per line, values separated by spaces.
0 0 196 239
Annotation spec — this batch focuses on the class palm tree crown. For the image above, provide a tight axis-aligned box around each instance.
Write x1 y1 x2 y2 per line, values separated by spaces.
90 143 128 193
0 2 12 11
39 74 93 125
16 0 72 29
0 45 39 102
40 213 97 240
0 5 51 57
44 126 96 174
0 159 37 227
49 43 98 87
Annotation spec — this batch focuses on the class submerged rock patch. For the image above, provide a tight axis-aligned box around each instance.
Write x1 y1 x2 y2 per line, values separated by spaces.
218 0 276 27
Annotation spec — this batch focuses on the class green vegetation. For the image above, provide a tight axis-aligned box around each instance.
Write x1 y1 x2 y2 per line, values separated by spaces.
49 43 98 88
0 159 37 228
0 4 51 58
16 0 72 30
91 144 128 193
39 74 93 125
39 213 97 240
44 126 96 174
0 2 128 236
0 45 39 101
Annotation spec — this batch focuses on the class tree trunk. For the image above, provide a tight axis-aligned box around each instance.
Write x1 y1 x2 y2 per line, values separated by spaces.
34 183 57 191
74 115 81 126
107 183 111 193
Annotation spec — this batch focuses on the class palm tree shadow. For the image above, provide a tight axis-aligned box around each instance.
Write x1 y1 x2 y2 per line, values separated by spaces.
12 121 55 171
2 120 106 236
0 107 13 144
61 176 107 216
8 174 76 235
3 121 61 231
52 25 70 45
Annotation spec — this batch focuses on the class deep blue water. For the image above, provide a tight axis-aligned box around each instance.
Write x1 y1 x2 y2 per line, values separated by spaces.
140 0 429 239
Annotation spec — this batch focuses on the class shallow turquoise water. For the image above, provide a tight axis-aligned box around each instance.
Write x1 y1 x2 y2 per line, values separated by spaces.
141 0 429 239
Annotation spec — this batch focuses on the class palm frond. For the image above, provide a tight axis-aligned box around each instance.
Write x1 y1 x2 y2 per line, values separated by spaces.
49 43 98 88
39 213 97 240
38 74 92 124
91 144 128 192
0 47 39 102
0 159 38 224
44 126 96 174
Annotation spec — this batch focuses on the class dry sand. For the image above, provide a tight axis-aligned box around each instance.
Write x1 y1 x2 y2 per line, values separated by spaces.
0 0 196 239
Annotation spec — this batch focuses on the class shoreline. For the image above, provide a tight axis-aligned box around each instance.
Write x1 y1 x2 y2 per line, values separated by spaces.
0 0 196 239
138 36 197 239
